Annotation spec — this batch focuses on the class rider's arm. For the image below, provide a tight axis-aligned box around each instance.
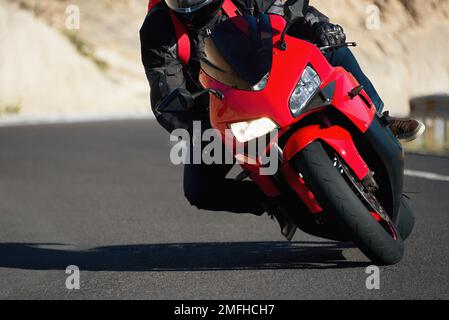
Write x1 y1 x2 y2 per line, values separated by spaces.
303 5 330 25
140 7 192 133
264 1 332 42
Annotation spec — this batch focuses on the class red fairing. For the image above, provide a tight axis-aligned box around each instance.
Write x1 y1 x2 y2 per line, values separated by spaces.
199 14 375 211
201 15 333 131
200 15 375 134
283 125 370 180
281 163 323 213
328 68 376 133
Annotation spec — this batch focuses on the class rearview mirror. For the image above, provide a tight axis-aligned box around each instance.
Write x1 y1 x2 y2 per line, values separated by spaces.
280 0 307 50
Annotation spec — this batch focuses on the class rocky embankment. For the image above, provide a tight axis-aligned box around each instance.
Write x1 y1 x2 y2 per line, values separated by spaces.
1 0 448 117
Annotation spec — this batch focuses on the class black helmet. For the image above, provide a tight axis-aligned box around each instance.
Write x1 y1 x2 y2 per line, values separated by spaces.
165 0 224 26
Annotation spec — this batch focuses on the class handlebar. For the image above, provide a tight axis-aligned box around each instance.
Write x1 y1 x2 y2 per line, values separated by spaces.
319 42 357 52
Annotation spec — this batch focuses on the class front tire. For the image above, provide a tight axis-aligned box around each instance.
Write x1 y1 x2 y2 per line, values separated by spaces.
293 141 404 265
397 197 415 240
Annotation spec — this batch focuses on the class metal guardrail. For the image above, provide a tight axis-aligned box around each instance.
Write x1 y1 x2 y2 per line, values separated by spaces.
408 94 449 154
410 95 449 117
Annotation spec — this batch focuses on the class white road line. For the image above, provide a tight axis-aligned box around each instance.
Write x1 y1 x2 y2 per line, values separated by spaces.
405 169 449 182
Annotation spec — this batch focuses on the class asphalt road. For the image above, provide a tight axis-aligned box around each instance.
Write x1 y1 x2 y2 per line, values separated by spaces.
0 119 448 300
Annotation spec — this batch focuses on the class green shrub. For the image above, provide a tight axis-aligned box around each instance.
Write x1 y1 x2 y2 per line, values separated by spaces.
0 101 22 116
62 30 109 72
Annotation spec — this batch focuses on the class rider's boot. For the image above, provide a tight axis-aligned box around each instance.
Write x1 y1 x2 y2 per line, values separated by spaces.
383 111 426 142
273 211 298 241
263 199 298 241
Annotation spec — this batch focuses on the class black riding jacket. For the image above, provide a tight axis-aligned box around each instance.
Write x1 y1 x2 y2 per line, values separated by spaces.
140 0 330 132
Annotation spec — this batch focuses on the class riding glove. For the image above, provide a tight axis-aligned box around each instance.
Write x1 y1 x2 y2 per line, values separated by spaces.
315 23 346 47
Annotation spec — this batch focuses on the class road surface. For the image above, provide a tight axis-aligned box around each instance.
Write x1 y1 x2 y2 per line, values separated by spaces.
0 119 448 299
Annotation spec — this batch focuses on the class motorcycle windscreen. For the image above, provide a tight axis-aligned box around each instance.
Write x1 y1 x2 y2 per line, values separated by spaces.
201 15 272 91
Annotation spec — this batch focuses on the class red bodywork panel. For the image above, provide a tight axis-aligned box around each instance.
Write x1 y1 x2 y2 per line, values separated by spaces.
283 125 370 180
281 162 324 213
199 15 375 213
200 15 375 134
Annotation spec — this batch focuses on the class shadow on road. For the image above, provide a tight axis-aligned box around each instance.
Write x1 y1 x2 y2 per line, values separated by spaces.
0 241 368 272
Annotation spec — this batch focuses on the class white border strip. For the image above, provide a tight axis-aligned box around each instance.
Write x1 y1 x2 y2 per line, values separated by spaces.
405 169 449 182
0 113 155 127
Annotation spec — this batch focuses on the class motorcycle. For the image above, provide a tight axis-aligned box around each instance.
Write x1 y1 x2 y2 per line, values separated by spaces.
159 0 415 265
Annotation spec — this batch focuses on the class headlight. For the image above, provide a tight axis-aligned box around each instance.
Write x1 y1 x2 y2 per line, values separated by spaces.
230 118 278 143
289 65 321 117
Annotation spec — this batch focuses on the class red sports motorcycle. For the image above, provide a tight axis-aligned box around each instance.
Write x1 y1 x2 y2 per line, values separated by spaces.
160 1 415 265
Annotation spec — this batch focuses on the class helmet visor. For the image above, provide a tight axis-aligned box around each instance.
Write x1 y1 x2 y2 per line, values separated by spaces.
165 0 214 13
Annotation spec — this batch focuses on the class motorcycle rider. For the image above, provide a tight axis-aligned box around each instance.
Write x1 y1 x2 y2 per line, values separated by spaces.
140 0 425 240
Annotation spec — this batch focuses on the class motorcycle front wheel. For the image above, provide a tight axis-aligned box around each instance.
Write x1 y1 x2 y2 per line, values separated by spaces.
293 141 404 265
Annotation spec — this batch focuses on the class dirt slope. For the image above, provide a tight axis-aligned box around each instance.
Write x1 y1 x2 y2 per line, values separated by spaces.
0 0 147 117
1 0 449 117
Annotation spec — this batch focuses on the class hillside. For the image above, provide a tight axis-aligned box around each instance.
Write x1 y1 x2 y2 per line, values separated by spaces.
314 0 449 115
1 0 449 117
0 0 148 117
